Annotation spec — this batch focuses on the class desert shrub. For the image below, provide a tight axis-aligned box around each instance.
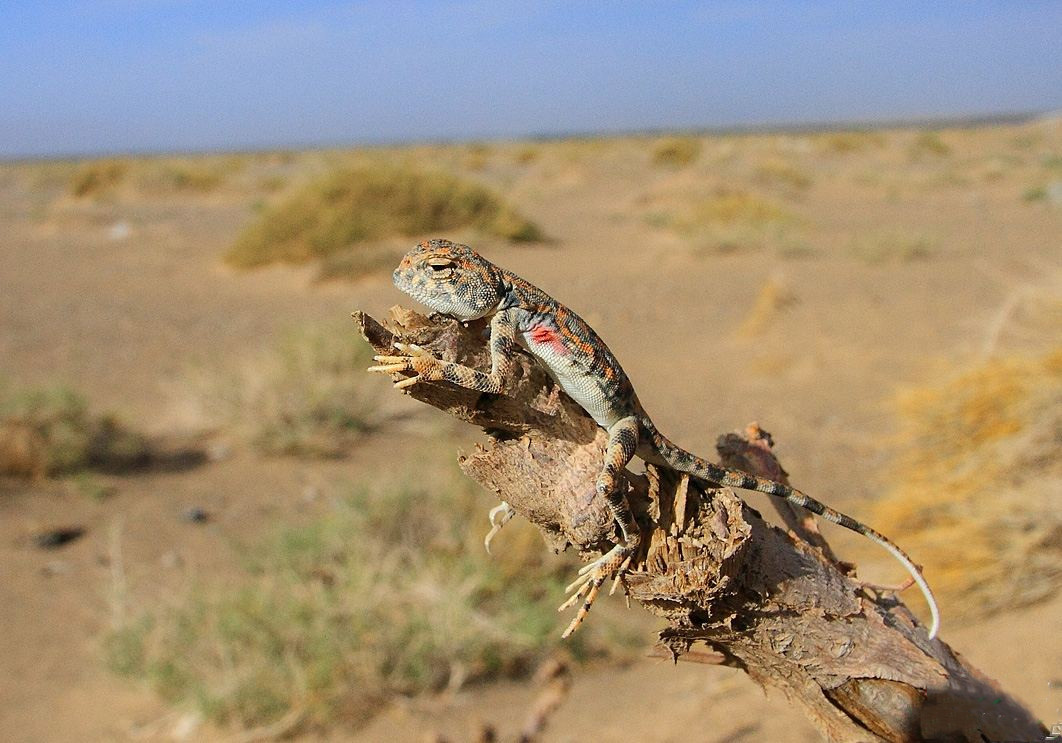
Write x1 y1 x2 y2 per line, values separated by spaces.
225 166 543 268
817 131 886 153
1022 185 1048 203
464 143 491 171
314 244 400 282
514 146 540 164
737 277 798 337
753 157 812 192
192 326 379 458
135 158 242 193
875 350 1062 618
0 384 150 477
106 455 609 730
693 189 794 226
647 188 800 255
847 232 937 264
69 159 128 197
651 136 702 167
909 131 951 159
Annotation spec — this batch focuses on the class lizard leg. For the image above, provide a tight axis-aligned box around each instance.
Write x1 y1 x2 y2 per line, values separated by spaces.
368 309 520 393
484 501 514 554
560 416 641 638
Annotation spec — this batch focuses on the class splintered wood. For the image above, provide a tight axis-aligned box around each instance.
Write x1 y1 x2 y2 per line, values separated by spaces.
355 307 1047 743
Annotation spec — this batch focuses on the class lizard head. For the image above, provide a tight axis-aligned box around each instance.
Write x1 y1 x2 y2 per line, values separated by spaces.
392 239 506 321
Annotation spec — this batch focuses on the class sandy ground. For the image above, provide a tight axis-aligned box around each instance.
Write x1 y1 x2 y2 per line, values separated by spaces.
1 120 1059 741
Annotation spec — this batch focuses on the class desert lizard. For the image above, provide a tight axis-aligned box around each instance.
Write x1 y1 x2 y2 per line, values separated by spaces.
368 239 940 639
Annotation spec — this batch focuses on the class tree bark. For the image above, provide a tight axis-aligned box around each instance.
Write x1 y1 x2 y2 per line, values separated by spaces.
355 307 1047 743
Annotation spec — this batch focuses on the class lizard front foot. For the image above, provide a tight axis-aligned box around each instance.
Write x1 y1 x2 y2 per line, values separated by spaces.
367 343 444 389
558 544 632 638
484 501 514 554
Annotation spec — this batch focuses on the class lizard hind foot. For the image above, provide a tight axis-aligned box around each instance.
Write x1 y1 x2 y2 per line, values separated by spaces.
558 544 630 638
484 501 515 554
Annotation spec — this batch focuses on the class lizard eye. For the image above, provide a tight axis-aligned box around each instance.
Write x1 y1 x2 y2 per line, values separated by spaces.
427 260 455 278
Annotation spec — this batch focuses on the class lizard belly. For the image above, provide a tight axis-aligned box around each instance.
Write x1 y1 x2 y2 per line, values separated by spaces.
520 328 620 428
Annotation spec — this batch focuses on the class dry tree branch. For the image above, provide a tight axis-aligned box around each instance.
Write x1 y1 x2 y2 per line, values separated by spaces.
355 307 1047 743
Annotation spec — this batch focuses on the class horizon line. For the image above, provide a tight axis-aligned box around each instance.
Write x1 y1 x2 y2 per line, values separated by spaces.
3 108 1055 165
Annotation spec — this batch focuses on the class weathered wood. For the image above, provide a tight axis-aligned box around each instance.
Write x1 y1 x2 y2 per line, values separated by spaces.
355 307 1047 743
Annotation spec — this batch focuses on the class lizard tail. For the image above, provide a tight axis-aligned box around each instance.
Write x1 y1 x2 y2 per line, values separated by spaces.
644 425 940 639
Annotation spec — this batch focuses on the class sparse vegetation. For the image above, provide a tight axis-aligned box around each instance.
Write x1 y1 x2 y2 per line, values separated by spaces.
225 165 543 269
135 158 237 193
1022 185 1048 203
847 231 936 264
876 349 1062 617
693 189 795 227
515 146 540 164
464 143 492 171
737 277 799 337
0 383 150 477
315 243 400 283
817 131 886 153
192 326 380 458
651 136 702 167
106 454 610 730
909 131 951 158
648 188 801 255
67 156 245 198
753 157 812 192
70 159 128 197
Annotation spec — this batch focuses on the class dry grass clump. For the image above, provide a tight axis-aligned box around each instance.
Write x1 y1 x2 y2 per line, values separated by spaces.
0 384 150 477
464 143 492 171
736 277 799 337
908 131 951 159
514 146 540 164
225 165 543 270
68 156 245 199
135 157 245 194
651 136 702 168
189 326 380 458
106 454 607 730
753 157 812 192
817 131 886 153
648 188 801 255
314 243 400 283
847 231 936 264
875 349 1062 618
694 188 795 226
69 159 128 197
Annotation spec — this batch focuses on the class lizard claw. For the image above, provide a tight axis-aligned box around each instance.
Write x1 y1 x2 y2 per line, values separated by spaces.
484 501 514 554
559 544 630 638
367 343 443 389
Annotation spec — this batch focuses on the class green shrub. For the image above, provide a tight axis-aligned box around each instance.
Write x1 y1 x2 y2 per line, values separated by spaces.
107 457 602 729
0 384 150 477
69 159 127 197
647 189 801 255
753 158 812 191
817 131 886 153
847 232 937 264
1022 185 1048 203
651 137 702 167
195 326 380 458
225 166 543 268
909 131 951 158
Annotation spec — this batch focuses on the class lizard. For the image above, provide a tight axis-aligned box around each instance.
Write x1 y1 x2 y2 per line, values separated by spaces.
368 238 940 640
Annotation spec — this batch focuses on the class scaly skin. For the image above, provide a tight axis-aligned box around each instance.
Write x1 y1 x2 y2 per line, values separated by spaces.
368 239 940 639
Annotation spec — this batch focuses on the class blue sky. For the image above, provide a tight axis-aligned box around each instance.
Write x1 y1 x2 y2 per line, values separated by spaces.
2 1 1060 158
